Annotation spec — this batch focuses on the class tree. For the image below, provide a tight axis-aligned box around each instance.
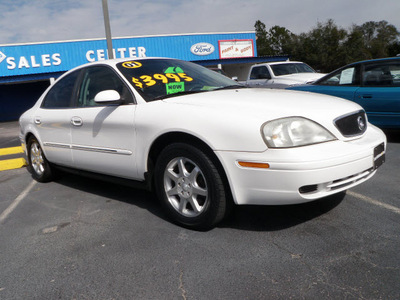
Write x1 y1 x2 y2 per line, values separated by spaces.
254 19 400 72
388 41 400 57
342 25 372 63
254 20 271 56
358 21 399 58
254 21 293 56
267 25 293 55
291 19 347 72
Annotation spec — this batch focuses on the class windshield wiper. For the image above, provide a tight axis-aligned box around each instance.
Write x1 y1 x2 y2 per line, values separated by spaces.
151 85 246 101
212 84 247 91
152 90 206 101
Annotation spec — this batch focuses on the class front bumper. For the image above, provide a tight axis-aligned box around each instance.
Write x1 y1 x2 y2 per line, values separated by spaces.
215 126 386 205
19 133 27 155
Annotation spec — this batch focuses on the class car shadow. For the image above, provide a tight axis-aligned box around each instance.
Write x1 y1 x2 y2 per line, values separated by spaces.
53 171 345 232
219 192 345 231
54 173 168 222
383 129 400 143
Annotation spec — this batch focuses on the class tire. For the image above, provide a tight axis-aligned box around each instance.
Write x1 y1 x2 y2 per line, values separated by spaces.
27 136 55 182
154 143 227 230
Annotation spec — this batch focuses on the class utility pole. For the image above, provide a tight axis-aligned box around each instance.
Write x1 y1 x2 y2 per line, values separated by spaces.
102 0 114 59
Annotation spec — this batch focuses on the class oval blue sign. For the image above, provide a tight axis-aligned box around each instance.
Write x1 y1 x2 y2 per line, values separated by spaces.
190 43 215 56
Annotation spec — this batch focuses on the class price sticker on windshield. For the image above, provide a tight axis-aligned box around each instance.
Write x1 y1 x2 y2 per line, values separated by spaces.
131 72 193 89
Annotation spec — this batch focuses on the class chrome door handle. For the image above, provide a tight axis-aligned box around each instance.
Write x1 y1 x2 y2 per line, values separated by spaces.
34 117 41 124
71 117 83 127
360 94 373 99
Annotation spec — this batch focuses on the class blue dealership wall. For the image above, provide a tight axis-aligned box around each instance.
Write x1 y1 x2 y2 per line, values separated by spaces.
0 32 256 82
0 32 257 121
0 81 50 122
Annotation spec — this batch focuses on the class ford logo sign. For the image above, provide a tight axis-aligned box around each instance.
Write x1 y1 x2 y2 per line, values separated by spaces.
190 43 215 56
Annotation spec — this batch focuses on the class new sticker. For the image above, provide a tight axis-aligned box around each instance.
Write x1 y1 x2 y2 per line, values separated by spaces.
166 82 185 95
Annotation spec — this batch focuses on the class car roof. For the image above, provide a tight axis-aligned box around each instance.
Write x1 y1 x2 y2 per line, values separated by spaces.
74 57 173 69
50 57 177 85
313 56 400 84
259 61 305 66
345 56 400 67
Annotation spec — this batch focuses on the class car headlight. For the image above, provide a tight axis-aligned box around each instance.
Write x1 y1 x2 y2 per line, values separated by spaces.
261 117 336 148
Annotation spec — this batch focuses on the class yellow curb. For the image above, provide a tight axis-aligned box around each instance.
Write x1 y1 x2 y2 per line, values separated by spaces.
0 146 24 156
0 158 27 171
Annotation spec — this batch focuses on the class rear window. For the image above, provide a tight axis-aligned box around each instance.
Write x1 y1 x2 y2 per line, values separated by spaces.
41 70 80 108
363 62 400 87
270 63 315 76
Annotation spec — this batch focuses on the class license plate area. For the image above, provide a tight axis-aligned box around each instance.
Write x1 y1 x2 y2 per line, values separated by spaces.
373 143 385 170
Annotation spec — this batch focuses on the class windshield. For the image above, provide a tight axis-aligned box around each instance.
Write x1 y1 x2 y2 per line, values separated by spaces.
117 59 239 101
270 63 315 76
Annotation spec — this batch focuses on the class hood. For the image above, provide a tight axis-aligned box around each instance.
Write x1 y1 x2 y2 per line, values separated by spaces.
164 88 361 127
140 88 365 152
275 73 326 84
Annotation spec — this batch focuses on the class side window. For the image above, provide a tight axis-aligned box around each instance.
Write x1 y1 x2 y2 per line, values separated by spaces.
77 66 133 107
363 62 400 87
250 66 271 80
41 70 80 108
319 67 359 86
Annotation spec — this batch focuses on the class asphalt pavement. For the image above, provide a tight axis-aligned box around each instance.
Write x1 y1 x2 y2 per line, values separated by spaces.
0 123 399 299
0 121 26 171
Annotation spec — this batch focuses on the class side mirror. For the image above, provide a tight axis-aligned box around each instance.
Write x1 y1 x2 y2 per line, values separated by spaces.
94 90 121 104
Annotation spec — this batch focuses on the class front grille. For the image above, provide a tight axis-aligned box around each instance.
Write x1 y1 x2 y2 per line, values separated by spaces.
299 168 373 196
334 110 367 137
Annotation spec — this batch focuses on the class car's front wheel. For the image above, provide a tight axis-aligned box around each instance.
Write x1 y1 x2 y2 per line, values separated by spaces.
27 136 55 182
154 143 227 230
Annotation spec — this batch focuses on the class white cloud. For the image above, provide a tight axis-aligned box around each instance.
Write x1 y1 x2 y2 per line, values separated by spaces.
0 0 399 44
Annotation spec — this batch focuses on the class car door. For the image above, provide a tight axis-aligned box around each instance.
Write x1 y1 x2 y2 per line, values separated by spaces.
247 66 271 87
353 61 400 128
34 70 81 166
312 65 362 101
70 65 138 179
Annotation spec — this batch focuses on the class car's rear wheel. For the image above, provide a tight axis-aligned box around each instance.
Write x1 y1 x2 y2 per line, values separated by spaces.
154 143 227 230
27 136 55 182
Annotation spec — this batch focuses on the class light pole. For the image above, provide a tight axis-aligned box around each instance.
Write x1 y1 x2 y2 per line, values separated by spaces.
102 0 114 59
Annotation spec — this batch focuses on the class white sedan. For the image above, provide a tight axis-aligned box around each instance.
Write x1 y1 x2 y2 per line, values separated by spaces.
19 58 386 230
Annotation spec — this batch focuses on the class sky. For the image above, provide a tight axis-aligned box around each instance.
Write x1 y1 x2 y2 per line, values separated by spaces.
0 0 399 45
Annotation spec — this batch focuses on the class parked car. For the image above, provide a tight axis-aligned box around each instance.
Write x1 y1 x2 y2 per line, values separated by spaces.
241 61 325 88
209 67 229 77
19 58 386 230
287 57 400 128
